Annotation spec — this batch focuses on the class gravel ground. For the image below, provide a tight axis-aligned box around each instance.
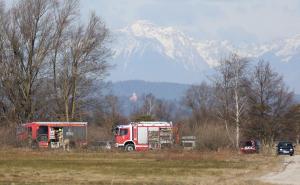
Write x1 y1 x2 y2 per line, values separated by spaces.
261 155 300 185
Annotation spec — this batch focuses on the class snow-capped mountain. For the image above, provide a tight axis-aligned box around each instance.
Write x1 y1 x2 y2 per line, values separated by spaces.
110 20 300 92
273 34 300 62
114 20 208 70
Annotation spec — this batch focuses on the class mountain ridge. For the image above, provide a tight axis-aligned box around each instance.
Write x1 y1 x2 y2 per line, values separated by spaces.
111 80 190 100
109 20 300 93
113 20 300 67
110 80 300 103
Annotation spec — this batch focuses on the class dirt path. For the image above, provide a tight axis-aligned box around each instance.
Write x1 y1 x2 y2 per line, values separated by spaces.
261 155 300 185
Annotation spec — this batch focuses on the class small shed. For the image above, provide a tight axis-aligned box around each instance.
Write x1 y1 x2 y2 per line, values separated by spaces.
181 136 196 150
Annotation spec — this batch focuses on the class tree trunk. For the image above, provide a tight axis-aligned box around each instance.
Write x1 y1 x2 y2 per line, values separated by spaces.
236 119 240 150
234 84 240 150
224 119 234 147
71 77 77 120
71 61 78 120
65 99 69 122
63 73 69 122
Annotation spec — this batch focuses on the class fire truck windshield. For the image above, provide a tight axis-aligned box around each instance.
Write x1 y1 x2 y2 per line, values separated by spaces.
119 128 128 136
113 127 128 136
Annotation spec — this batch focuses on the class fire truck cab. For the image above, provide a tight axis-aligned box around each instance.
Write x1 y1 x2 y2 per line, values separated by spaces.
114 121 173 151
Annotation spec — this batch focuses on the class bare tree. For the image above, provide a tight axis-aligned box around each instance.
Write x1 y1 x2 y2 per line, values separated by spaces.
230 55 249 149
0 0 111 124
213 54 249 149
103 95 124 126
50 0 78 113
57 12 110 121
283 104 300 144
153 99 174 121
0 0 55 121
130 93 176 121
141 93 156 116
184 82 216 129
246 60 294 146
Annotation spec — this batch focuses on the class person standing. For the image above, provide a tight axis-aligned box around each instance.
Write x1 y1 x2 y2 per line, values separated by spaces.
58 128 63 147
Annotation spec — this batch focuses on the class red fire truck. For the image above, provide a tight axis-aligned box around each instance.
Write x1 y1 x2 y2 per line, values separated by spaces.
113 121 174 151
16 122 88 149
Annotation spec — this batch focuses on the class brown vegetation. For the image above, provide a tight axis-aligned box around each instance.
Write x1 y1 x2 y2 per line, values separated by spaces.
182 56 296 151
0 0 298 154
0 148 279 185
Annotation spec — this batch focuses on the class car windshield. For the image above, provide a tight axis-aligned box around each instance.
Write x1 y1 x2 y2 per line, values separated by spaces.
245 141 253 146
278 142 293 147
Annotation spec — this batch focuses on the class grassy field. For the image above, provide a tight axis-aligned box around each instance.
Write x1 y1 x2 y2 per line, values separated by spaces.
0 148 279 185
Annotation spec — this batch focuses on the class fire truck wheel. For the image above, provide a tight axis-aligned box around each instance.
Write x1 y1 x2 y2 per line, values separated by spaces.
125 144 135 151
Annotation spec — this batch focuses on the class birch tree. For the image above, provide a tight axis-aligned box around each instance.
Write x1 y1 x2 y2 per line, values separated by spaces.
141 93 156 116
230 54 249 149
214 54 249 149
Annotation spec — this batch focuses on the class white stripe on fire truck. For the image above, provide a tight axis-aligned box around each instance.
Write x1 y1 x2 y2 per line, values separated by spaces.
135 145 149 147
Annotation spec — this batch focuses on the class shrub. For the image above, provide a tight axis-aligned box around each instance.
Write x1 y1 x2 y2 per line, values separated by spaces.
195 124 232 151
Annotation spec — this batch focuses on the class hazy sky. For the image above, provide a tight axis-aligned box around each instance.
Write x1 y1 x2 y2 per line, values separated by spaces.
81 0 300 44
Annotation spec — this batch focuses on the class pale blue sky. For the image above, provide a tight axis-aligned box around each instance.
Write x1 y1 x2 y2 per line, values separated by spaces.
81 0 300 44
5 0 300 43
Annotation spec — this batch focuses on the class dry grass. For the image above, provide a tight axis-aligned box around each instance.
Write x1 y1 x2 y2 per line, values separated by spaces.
0 148 279 185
